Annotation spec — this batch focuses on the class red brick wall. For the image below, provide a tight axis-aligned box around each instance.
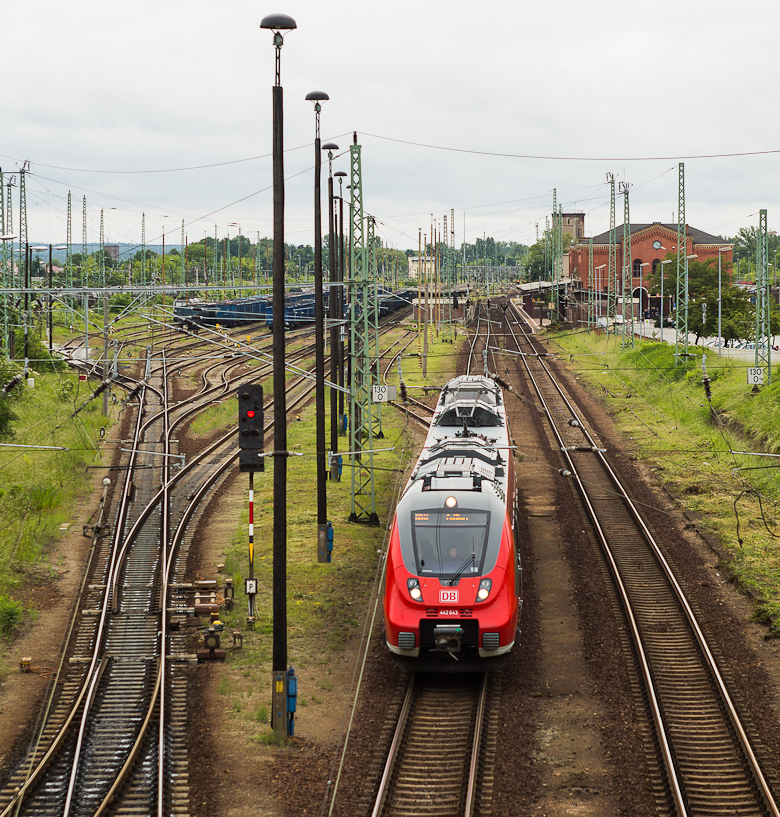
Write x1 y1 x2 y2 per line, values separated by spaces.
569 224 732 297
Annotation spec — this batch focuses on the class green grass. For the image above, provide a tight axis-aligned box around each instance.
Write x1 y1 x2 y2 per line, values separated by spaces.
0 361 113 596
210 324 458 740
552 327 780 632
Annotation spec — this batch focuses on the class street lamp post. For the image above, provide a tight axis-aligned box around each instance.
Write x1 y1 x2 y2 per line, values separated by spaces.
23 243 32 377
660 259 673 342
305 89 330 563
595 264 606 321
322 141 340 473
638 262 650 336
0 234 17 357
260 11 297 741
32 244 66 353
334 170 347 430
718 247 729 355
683 254 698 354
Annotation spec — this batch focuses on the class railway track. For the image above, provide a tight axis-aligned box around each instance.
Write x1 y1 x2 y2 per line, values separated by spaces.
489 299 780 817
1 308 413 816
370 673 495 817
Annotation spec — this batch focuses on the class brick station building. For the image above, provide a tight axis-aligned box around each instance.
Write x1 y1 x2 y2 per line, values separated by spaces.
568 222 733 316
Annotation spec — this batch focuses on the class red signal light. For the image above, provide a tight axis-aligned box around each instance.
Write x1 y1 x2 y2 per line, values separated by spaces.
246 410 256 418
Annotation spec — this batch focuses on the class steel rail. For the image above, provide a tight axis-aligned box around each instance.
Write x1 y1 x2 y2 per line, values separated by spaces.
2 323 302 815
505 318 687 815
370 673 488 817
464 672 489 817
0 386 148 817
157 351 172 817
3 312 408 815
370 674 416 817
505 300 780 817
92 355 337 815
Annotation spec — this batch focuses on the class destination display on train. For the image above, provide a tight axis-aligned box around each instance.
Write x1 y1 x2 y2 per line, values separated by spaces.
413 511 486 526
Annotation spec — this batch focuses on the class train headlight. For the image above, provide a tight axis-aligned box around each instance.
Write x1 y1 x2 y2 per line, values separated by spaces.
407 578 422 601
477 578 492 601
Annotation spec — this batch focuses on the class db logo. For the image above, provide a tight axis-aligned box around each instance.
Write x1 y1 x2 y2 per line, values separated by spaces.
439 589 459 604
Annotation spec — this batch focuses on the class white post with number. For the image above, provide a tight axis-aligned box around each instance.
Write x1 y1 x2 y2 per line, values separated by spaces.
747 367 765 387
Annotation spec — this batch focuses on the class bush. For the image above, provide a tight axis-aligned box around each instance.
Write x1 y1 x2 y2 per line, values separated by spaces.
0 396 17 439
12 329 65 372
0 594 23 637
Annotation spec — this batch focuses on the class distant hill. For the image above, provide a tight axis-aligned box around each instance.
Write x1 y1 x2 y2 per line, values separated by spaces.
17 243 179 263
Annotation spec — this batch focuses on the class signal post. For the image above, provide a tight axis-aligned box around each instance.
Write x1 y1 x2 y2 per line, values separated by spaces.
238 384 264 624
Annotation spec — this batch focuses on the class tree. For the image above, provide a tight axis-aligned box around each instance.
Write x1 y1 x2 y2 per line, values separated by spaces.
727 226 780 266
524 237 554 282
457 237 530 268
186 243 205 265
648 255 729 301
717 286 760 346
681 278 780 346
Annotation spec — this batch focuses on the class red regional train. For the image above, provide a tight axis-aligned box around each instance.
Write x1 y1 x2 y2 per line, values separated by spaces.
384 375 522 672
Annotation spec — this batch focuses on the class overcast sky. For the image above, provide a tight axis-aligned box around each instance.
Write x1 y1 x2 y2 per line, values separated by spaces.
4 0 779 255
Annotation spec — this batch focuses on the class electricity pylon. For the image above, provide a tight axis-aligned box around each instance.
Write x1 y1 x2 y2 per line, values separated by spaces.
607 173 617 322
620 182 634 348
82 196 88 288
755 209 771 380
348 139 379 524
675 163 688 364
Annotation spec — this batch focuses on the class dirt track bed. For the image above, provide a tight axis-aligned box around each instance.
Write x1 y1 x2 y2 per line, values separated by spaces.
6 331 780 816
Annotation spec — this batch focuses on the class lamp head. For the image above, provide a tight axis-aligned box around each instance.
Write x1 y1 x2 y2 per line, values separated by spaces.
334 171 347 178
322 142 339 152
260 13 297 32
261 14 296 50
305 90 328 114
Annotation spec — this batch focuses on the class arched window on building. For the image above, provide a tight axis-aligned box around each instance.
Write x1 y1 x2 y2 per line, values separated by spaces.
633 258 643 277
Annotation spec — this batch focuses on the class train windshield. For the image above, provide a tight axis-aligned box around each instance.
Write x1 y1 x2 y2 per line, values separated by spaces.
411 509 490 577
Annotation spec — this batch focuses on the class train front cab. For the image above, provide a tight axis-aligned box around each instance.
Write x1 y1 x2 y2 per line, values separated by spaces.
384 490 520 673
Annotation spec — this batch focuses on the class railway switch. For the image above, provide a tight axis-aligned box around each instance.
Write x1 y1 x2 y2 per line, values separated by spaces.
238 384 265 473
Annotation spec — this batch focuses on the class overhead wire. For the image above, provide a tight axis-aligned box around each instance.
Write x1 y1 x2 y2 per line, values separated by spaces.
358 131 780 162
